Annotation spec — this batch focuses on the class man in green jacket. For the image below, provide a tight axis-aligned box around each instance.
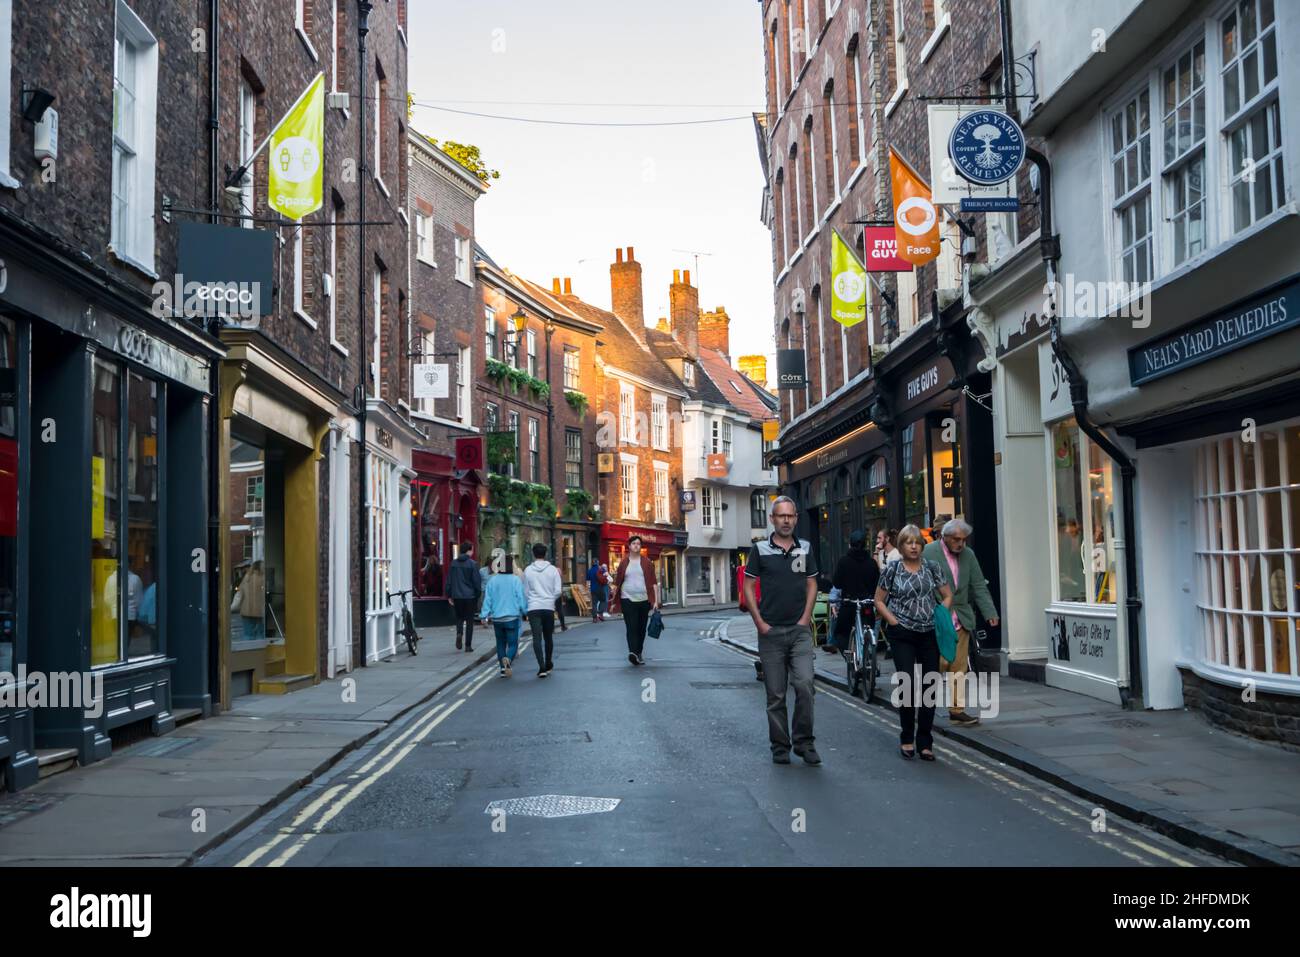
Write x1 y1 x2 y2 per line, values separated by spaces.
922 518 999 726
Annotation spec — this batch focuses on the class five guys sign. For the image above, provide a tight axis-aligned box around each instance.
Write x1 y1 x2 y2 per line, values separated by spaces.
863 225 913 272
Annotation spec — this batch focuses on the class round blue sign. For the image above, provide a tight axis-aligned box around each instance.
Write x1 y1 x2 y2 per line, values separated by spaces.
948 109 1026 186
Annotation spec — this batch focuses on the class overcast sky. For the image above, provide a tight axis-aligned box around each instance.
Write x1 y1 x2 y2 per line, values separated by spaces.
408 0 776 371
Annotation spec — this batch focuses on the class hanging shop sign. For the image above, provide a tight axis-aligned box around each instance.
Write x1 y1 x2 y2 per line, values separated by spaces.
863 226 913 272
680 489 697 512
776 349 808 390
762 419 781 442
893 355 956 415
1127 273 1300 386
889 148 940 266
707 453 730 478
830 230 868 328
454 435 485 472
960 196 1020 212
412 363 450 399
928 105 1019 203
177 221 275 320
947 108 1027 186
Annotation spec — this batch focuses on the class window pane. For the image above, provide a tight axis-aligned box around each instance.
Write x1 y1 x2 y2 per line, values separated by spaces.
1261 0 1274 27
1262 491 1283 549
0 321 18 675
126 373 159 658
1243 49 1259 101
1262 31 1276 84
1233 179 1251 231
1111 112 1124 153
1224 65 1240 116
92 359 122 665
1222 11 1236 63
1241 0 1257 45
1177 103 1191 155
1053 422 1086 602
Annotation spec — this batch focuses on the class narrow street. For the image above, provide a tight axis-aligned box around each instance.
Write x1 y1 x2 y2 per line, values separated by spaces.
201 612 1226 867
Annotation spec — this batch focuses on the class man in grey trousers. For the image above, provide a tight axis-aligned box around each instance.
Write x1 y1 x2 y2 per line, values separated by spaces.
743 496 822 766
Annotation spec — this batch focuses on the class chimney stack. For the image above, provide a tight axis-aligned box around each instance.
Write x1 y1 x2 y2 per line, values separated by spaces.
552 278 561 295
610 246 644 326
563 277 572 295
669 268 700 357
699 305 731 358
738 354 768 389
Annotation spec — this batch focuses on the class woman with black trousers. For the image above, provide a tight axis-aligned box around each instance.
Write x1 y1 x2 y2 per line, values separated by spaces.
874 524 953 762
611 535 658 666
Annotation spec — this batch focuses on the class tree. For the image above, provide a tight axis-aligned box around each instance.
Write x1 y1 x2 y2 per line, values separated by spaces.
425 136 501 183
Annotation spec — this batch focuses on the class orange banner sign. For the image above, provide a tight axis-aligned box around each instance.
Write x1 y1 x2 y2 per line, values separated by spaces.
890 148 941 266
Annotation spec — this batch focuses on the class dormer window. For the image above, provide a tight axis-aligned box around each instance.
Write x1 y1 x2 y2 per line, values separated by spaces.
683 362 694 385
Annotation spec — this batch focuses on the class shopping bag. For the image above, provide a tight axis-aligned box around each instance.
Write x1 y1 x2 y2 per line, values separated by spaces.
647 608 664 640
933 606 959 663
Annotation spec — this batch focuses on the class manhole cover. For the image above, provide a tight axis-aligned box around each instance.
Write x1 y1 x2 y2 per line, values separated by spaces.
690 681 762 690
483 795 620 818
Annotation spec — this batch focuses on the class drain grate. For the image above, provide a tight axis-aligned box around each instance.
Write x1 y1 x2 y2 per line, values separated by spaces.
126 736 211 759
690 681 763 690
483 794 620 818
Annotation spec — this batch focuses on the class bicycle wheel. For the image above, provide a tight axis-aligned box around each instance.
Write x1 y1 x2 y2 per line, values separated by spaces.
861 623 881 703
845 644 860 695
404 610 419 655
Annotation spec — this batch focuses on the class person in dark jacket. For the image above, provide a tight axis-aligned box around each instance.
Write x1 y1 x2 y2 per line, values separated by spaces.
611 536 658 666
828 529 880 653
448 542 483 652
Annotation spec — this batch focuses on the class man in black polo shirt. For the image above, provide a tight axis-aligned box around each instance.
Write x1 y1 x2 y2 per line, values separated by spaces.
743 495 821 765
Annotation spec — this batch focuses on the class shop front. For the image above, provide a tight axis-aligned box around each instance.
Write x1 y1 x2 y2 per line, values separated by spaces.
1 250 219 785
411 446 483 627
364 406 423 663
219 330 339 699
599 523 686 608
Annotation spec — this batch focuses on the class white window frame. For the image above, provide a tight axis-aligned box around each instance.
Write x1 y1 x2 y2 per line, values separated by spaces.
237 80 256 227
373 75 387 195
805 125 818 238
565 429 583 488
293 224 316 327
563 346 580 391
621 458 638 519
722 419 733 458
507 411 520 479
1220 0 1283 235
825 84 840 209
654 463 670 524
332 0 343 93
457 345 471 424
413 329 434 415
892 0 908 95
526 329 538 377
111 1 159 273
367 455 394 614
415 211 435 265
371 268 382 399
1107 84 1154 285
1193 420 1300 683
683 362 695 386
1045 419 1118 607
0 0 16 188
710 418 721 455
651 394 668 451
329 211 347 354
455 235 472 285
528 418 540 482
484 306 497 360
1161 33 1210 269
852 43 867 165
295 0 318 60
790 149 804 255
751 491 768 529
620 383 637 445
701 485 721 529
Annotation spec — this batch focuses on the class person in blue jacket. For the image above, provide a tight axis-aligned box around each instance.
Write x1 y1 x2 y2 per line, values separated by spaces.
479 561 529 677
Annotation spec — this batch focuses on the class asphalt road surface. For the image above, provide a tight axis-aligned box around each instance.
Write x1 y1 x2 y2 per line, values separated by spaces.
200 612 1229 867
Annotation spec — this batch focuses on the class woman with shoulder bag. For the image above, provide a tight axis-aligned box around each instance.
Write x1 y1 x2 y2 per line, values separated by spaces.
874 525 953 762
611 536 658 666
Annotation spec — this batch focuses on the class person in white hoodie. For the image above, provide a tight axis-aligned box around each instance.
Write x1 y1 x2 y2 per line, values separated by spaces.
523 542 564 678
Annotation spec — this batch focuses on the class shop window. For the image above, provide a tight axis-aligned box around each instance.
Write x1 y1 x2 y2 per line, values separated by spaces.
860 456 889 545
658 552 679 605
901 423 928 531
126 372 159 658
929 413 960 530
836 468 854 565
1194 423 1299 678
0 319 17 673
90 360 121 665
414 481 444 599
1050 419 1117 605
368 456 394 613
687 555 713 596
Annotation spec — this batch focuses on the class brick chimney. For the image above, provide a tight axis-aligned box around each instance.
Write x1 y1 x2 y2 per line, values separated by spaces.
669 268 699 356
738 354 768 389
610 246 643 326
552 278 562 295
563 277 572 296
699 305 731 358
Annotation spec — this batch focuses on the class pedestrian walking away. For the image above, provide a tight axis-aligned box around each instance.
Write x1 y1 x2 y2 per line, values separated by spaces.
524 543 564 677
829 529 880 654
586 559 609 622
447 542 483 652
923 519 999 727
480 561 528 677
875 525 954 762
743 495 821 766
611 535 658 665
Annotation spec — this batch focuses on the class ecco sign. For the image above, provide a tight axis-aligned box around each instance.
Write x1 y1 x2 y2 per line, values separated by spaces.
117 328 158 365
948 109 1026 186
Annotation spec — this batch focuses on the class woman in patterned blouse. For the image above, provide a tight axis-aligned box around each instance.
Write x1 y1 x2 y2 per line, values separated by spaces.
874 525 954 762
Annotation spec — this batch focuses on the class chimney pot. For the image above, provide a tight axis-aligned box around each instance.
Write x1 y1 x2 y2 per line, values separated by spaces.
627 246 634 260
552 278 561 294
684 269 691 286
615 248 623 263
563 277 572 295
673 269 681 284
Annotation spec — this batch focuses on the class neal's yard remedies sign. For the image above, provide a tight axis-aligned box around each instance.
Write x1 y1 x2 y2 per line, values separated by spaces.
1128 274 1300 385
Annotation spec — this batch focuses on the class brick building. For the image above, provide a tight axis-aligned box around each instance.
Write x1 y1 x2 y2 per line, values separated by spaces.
759 0 1040 651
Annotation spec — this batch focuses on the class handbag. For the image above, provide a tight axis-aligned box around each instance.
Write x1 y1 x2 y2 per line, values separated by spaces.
933 605 959 663
647 608 664 640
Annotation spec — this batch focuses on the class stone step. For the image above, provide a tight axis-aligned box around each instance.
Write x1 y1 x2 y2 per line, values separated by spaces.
35 748 78 779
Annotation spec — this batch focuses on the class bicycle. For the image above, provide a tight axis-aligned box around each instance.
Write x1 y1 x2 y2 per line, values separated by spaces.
836 597 884 703
387 589 419 655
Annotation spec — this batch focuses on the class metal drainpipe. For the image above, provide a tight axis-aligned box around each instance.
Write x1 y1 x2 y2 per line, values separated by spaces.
207 0 223 707
1027 143 1145 708
356 1 373 667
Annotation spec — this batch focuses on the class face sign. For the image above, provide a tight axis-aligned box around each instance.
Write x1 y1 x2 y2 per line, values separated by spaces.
771 502 798 537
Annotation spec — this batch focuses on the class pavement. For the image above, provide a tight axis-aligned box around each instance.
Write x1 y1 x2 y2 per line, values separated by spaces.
0 617 569 866
200 608 1223 867
720 614 1300 866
